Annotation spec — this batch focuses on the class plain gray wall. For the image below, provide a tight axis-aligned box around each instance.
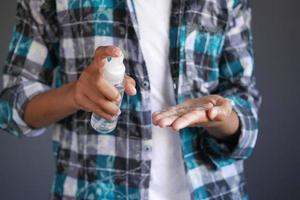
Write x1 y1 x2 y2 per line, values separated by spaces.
0 0 299 199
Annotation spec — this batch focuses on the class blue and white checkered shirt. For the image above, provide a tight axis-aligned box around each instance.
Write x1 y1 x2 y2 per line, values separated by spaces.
0 0 261 199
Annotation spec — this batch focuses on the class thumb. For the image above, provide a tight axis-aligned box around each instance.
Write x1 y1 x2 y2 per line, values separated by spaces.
208 106 220 121
208 106 229 121
208 98 232 121
124 75 137 96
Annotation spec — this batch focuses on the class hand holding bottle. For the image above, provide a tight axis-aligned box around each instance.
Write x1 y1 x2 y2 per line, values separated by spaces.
72 46 137 120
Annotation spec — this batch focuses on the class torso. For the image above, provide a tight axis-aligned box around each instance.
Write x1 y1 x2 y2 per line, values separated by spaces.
134 0 191 199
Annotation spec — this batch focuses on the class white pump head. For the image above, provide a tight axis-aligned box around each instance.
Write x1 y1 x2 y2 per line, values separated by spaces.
103 53 125 85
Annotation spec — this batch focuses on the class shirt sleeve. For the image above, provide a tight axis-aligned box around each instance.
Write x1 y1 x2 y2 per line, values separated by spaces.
0 0 59 137
202 0 262 169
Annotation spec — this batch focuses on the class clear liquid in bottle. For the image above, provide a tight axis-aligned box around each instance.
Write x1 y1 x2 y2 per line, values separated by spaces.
90 83 124 133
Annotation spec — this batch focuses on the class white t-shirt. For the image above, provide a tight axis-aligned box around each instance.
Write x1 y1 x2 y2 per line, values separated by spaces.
134 1 191 200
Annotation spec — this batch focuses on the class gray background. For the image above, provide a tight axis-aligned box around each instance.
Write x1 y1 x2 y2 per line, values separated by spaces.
0 0 299 199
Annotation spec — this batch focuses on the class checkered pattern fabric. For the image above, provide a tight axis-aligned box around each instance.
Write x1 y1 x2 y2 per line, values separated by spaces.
0 0 261 199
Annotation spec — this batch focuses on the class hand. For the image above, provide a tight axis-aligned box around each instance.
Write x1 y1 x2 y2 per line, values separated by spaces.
152 95 239 138
71 46 136 120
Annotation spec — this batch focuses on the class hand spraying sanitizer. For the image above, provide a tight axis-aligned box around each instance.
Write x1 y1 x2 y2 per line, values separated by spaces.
90 53 125 133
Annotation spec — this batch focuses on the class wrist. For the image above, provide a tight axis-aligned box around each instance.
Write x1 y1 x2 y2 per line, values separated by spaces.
65 81 81 113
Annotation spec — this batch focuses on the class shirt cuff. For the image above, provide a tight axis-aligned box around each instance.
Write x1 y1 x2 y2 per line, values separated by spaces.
203 95 259 169
1 79 51 137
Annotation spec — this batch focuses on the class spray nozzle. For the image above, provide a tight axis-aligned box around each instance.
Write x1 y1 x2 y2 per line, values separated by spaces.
106 53 124 66
103 53 125 85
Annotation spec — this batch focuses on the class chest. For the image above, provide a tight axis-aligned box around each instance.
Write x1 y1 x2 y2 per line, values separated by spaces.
55 0 229 96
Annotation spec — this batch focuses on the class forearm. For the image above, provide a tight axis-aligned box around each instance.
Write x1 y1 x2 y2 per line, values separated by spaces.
205 110 240 140
24 81 78 128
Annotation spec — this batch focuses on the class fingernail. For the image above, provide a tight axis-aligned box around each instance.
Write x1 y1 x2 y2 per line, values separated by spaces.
111 110 121 120
116 95 121 102
132 87 137 94
211 107 218 119
117 110 121 116
153 111 159 116
152 118 158 126
111 115 117 120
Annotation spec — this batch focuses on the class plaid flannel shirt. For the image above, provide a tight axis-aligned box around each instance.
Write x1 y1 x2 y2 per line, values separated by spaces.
0 0 261 199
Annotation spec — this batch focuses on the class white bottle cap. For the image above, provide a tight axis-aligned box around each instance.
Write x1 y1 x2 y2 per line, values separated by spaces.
103 53 125 85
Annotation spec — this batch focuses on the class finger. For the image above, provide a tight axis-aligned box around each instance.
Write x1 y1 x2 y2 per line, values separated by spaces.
208 98 232 121
124 75 137 96
156 115 179 128
76 94 116 120
184 98 215 109
152 105 197 125
92 46 122 71
96 78 122 102
83 86 120 116
208 106 230 121
152 111 162 119
152 102 212 126
94 46 122 60
171 110 209 131
152 111 162 125
152 107 178 125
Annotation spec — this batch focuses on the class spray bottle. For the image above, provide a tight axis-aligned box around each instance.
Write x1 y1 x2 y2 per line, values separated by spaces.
90 54 125 133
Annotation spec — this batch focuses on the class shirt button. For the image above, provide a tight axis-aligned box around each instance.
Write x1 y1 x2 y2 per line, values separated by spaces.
142 80 150 90
173 83 177 90
143 145 152 152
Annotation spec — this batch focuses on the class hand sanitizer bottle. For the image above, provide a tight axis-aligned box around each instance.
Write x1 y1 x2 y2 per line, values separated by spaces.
90 54 125 133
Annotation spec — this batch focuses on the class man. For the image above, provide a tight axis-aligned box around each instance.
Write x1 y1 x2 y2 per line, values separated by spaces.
0 0 261 199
